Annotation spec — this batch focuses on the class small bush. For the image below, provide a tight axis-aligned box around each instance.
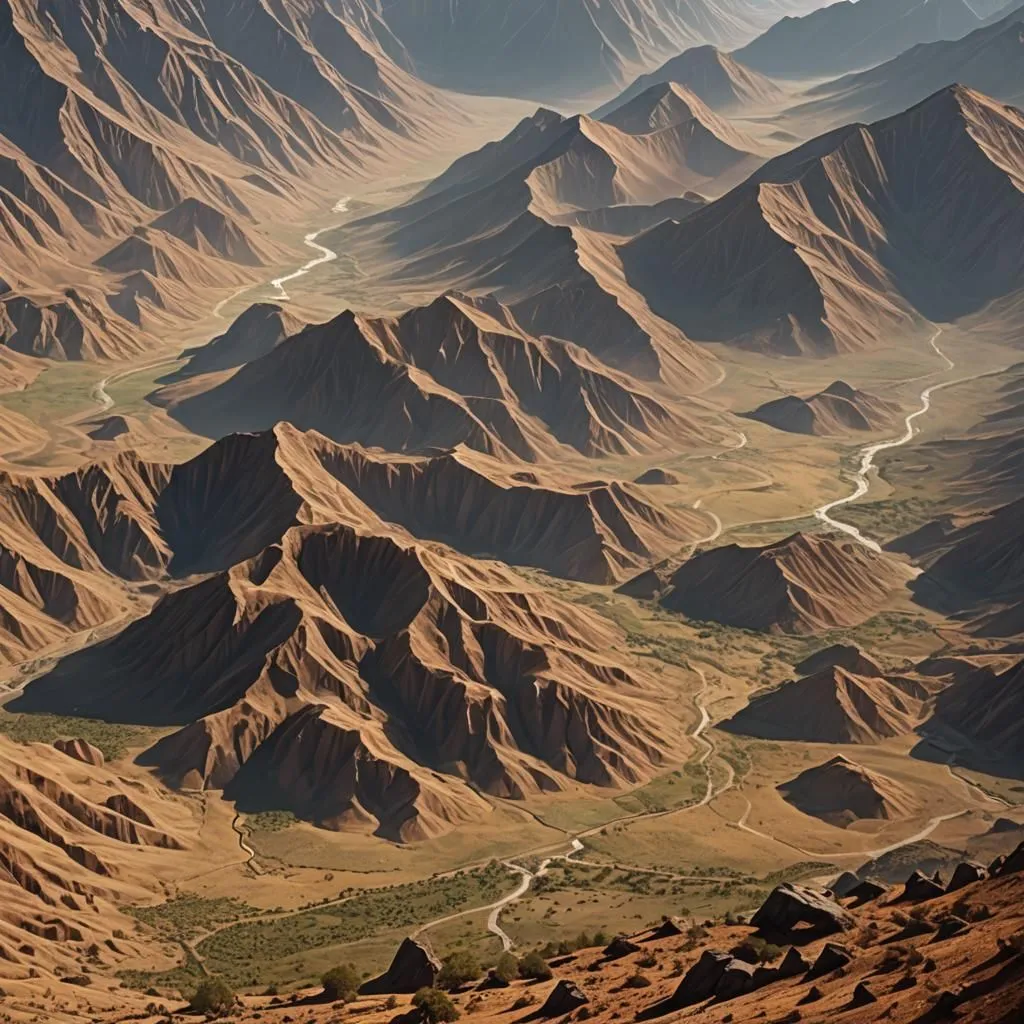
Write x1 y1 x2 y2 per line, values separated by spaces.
413 987 460 1023
385 995 399 1010
322 964 360 1002
624 973 652 989
189 978 235 1016
493 953 519 983
519 951 553 981
637 953 658 969
437 952 482 991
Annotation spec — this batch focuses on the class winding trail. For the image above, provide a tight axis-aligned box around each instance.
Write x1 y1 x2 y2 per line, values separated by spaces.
231 814 263 875
733 795 970 863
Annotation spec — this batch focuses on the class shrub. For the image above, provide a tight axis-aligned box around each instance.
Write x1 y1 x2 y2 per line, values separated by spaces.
412 987 460 1023
189 978 235 1016
637 953 658 969
519 951 553 981
437 952 482 991
493 953 519 983
624 973 652 989
731 938 783 965
322 964 360 1002
385 995 399 1010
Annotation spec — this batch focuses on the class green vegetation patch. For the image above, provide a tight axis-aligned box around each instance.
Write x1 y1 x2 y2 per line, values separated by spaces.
0 711 152 761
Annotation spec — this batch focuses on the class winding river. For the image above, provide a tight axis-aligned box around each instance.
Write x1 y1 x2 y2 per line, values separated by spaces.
814 330 952 552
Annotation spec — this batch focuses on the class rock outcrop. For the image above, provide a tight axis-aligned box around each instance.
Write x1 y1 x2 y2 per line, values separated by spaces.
750 884 854 938
360 938 440 995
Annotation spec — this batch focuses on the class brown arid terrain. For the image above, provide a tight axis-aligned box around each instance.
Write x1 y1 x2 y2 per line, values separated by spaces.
2 0 1024 1021
745 381 902 436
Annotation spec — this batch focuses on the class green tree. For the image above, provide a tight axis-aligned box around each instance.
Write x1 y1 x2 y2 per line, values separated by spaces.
493 953 519 983
518 951 553 981
188 978 235 1016
413 987 460 1023
321 963 361 1001
437 951 482 991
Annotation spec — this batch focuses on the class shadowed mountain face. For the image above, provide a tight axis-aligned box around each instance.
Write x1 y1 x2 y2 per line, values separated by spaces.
0 0 463 356
13 516 683 842
735 0 986 79
745 381 900 435
368 0 826 101
659 532 912 634
0 420 710 663
620 86 1024 355
792 8 1024 126
156 293 728 461
593 45 786 119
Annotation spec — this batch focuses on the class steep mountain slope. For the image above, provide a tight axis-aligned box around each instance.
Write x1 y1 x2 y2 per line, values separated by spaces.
791 8 1024 128
745 380 901 435
931 658 1024 759
0 0 467 359
157 292 723 461
736 0 985 79
620 86 1024 355
778 755 918 825
0 421 712 664
370 0 824 101
724 665 928 742
0 734 189 997
13 520 682 841
908 497 1024 630
594 45 786 119
660 533 912 634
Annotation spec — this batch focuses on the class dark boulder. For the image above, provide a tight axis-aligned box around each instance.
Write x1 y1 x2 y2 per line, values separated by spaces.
846 879 888 904
947 861 987 892
603 935 641 960
797 985 823 1005
648 918 685 940
670 950 732 1006
994 840 1024 876
752 965 779 989
934 916 968 942
900 870 945 902
777 947 810 979
850 982 877 1007
716 959 757 1001
750 884 853 937
830 872 861 898
477 970 510 990
360 938 440 995
539 980 588 1017
807 943 853 979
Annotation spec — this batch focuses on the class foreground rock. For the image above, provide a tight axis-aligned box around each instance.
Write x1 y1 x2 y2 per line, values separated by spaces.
360 938 440 995
750 884 854 937
539 980 588 1016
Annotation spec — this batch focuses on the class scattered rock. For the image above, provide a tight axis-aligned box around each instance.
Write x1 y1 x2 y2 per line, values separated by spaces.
807 942 853 979
750 884 854 937
933 916 968 942
359 938 440 995
670 950 732 1006
53 738 105 767
797 985 823 1005
988 817 1021 834
850 982 877 1007
993 841 1024 876
752 965 779 989
847 879 888 904
901 870 946 902
777 947 810 979
648 918 684 940
947 862 987 892
830 872 861 898
895 917 935 939
603 935 641 960
539 981 588 1017
716 959 757 1001
892 975 917 991
931 991 962 1016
